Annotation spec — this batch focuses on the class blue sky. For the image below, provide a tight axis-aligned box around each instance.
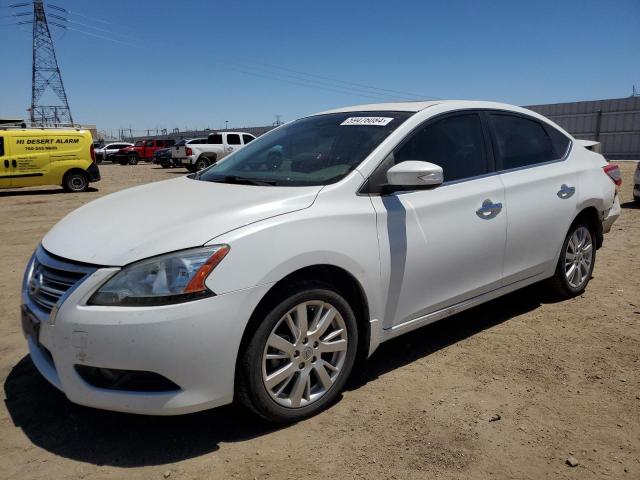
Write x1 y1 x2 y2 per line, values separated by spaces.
1 0 639 136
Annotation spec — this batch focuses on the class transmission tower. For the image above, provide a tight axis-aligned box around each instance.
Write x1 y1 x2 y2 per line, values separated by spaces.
30 0 73 126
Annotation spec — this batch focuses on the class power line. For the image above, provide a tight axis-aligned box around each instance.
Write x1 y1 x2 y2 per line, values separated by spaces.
222 64 406 102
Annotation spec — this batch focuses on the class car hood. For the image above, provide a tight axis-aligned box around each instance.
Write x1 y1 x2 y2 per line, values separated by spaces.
42 176 321 266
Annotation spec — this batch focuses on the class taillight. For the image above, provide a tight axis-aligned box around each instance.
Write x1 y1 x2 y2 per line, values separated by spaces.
186 147 193 156
90 144 96 163
603 164 622 186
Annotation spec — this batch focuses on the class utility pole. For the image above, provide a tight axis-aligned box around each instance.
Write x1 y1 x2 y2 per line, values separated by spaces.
30 0 73 126
225 120 229 130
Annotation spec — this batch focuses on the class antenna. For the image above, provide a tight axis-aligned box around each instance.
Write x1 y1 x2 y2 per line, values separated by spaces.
30 0 73 126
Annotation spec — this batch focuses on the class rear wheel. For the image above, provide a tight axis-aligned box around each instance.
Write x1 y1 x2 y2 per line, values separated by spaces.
237 282 358 423
546 223 595 298
186 164 198 173
127 153 139 165
635 195 640 206
195 157 211 171
62 171 89 192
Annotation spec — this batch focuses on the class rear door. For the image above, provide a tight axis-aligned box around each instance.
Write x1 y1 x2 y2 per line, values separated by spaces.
488 112 576 283
225 133 241 157
0 135 10 187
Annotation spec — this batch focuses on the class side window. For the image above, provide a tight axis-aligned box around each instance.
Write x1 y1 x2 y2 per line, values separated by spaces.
394 113 488 183
227 134 241 145
208 134 223 145
242 134 255 144
145 140 154 147
545 125 571 159
1 136 5 156
490 114 554 170
156 140 165 148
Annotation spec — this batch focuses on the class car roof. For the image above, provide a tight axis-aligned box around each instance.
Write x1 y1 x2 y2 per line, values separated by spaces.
315 100 536 115
209 131 254 135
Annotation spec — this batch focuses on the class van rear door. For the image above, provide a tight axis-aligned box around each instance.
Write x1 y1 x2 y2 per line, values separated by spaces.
0 135 10 188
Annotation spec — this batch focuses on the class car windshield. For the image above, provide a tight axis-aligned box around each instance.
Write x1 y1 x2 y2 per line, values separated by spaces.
196 111 412 186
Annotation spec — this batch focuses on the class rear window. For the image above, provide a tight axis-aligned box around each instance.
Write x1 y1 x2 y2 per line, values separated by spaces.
208 134 223 145
0 136 4 156
243 134 255 144
489 114 554 170
227 134 241 145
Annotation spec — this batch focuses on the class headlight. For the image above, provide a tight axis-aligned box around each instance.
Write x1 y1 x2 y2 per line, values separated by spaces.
88 245 229 306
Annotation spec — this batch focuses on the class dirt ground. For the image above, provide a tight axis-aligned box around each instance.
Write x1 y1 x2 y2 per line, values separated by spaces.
0 161 638 480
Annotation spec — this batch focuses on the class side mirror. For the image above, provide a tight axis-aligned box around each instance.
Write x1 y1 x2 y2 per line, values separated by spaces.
386 161 443 191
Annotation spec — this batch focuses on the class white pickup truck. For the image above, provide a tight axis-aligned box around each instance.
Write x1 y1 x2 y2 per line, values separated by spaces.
181 132 256 172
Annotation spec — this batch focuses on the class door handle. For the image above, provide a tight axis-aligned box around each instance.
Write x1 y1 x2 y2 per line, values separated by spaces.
227 147 234 152
11 160 17 168
557 184 575 199
3 160 8 168
476 199 503 220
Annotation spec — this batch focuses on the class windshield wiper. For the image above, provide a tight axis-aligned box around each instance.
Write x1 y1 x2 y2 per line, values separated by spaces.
207 175 278 186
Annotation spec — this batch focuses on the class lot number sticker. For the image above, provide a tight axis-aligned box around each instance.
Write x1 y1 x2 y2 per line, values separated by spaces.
341 117 394 126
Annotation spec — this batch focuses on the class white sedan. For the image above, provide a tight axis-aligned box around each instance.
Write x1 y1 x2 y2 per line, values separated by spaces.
21 101 621 422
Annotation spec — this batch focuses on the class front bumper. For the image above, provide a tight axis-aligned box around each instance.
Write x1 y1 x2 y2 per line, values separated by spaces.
22 252 272 415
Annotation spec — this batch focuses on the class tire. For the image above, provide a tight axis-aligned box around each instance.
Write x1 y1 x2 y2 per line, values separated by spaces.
62 171 89 192
237 281 358 423
127 153 139 165
635 195 640 206
186 164 198 173
161 162 171 169
546 222 596 298
195 157 210 171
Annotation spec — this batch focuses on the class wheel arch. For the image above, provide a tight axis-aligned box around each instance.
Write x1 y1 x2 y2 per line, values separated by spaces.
571 205 603 249
62 167 89 183
235 263 371 383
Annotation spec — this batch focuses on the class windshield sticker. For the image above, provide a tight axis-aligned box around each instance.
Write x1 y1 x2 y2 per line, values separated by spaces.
340 117 394 126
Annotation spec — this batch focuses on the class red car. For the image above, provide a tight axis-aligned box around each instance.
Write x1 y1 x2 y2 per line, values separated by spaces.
116 139 175 165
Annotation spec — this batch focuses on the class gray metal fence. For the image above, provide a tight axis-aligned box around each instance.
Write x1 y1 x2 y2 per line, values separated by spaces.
526 96 640 160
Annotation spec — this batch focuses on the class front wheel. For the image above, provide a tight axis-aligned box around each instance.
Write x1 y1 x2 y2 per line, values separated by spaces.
62 171 89 192
635 195 640 206
237 283 358 423
546 223 596 298
127 153 139 165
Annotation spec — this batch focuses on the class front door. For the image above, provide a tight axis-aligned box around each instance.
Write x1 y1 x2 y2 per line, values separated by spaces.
368 112 507 329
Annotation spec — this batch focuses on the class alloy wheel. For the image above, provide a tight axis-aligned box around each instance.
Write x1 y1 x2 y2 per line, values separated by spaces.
261 300 348 408
564 226 593 288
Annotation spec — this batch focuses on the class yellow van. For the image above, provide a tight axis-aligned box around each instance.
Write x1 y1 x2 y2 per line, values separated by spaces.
0 127 100 192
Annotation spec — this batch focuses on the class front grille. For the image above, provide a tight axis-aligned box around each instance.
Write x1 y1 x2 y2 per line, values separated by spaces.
27 247 96 314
